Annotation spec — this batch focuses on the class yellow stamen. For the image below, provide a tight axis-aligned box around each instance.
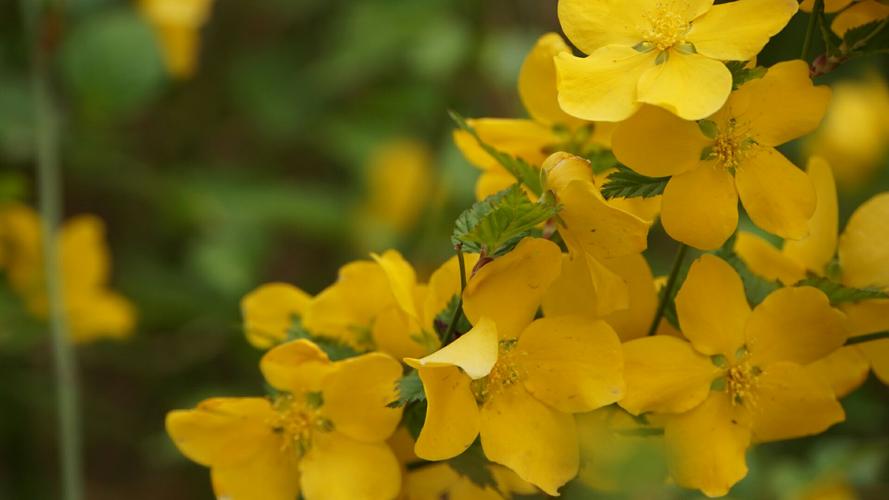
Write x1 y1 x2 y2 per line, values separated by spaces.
471 339 525 404
269 393 331 456
643 3 690 52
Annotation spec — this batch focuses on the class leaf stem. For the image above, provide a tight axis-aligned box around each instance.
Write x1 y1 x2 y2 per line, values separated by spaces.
647 243 689 337
443 246 468 344
801 0 824 61
845 331 889 346
20 2 83 499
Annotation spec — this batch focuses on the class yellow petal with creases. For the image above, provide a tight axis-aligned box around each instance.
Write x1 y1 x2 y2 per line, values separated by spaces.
687 0 798 61
661 164 738 250
637 50 732 121
404 316 497 379
414 366 480 460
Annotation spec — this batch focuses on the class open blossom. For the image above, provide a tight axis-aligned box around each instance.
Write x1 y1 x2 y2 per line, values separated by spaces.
405 238 625 495
0 204 136 343
555 0 798 121
611 60 831 250
620 254 847 496
166 339 403 500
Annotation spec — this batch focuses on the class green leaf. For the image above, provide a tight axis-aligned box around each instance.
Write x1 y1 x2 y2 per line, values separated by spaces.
452 184 559 255
287 318 360 361
725 61 767 90
795 275 889 305
448 441 499 492
600 165 670 200
450 111 543 195
842 18 889 55
433 294 472 341
387 370 426 408
403 401 427 440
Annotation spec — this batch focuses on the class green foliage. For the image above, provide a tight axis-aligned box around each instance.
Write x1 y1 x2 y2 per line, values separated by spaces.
287 318 360 361
450 111 543 195
433 294 472 340
403 401 428 440
388 370 426 408
452 184 559 256
842 19 889 56
796 275 889 305
725 61 767 90
600 165 670 200
447 441 499 492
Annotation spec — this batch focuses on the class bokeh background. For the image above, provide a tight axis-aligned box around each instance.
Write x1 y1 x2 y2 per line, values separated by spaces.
1 0 888 498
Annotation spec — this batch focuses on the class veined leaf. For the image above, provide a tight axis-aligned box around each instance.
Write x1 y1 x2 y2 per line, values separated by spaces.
796 275 889 305
842 18 889 55
600 165 670 200
450 111 543 196
387 370 426 408
452 184 559 255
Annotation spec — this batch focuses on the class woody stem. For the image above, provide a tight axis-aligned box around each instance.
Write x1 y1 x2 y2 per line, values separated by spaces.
845 331 889 346
647 242 689 337
20 1 83 499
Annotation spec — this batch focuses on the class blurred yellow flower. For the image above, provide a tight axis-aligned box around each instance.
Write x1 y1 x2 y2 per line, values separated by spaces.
355 139 434 246
620 254 847 497
0 204 136 343
166 339 403 500
734 158 889 392
805 75 889 188
406 238 625 495
556 0 798 121
612 60 831 250
140 0 215 79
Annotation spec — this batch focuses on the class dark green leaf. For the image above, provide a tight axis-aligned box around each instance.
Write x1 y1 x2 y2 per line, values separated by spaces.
448 441 499 492
450 111 543 195
842 18 889 55
388 370 426 408
403 401 427 440
600 165 670 200
725 61 767 90
452 184 559 255
796 275 889 305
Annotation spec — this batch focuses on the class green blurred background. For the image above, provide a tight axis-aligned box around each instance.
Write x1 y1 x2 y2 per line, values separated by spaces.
0 0 887 498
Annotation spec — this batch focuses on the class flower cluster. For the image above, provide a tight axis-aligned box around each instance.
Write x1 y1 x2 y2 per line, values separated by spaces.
166 1 889 498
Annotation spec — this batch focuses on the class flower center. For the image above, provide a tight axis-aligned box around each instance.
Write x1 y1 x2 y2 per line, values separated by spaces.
270 392 332 456
726 360 760 406
704 118 756 171
643 5 689 52
471 339 525 404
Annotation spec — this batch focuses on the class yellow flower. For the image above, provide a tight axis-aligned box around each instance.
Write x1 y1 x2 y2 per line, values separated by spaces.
166 339 403 500
140 0 215 79
0 204 136 343
355 139 434 246
241 283 312 349
454 33 615 200
540 153 652 318
556 0 798 121
612 60 831 250
620 254 847 497
733 158 889 392
804 75 889 188
405 238 625 495
832 1 889 37
405 463 536 500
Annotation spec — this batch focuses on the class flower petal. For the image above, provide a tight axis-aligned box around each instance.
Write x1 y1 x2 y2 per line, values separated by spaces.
621 335 720 415
68 290 136 343
782 159 839 277
675 254 750 358
462 238 562 340
423 252 480 332
746 287 847 366
686 0 798 61
241 283 311 349
832 0 889 37
733 60 832 147
735 231 806 285
838 193 889 289
60 215 109 292
555 47 657 122
404 317 498 379
165 397 276 468
518 316 624 413
800 0 853 13
557 0 647 54
750 362 845 443
371 305 429 360
661 164 739 250
611 104 710 177
807 346 870 398
664 392 752 498
300 432 402 500
736 147 816 240
372 249 419 319
480 385 579 496
519 33 585 127
414 366 480 460
322 352 403 443
558 180 650 259
637 51 732 120
859 338 889 385
211 443 301 500
260 339 332 393
454 118 556 170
